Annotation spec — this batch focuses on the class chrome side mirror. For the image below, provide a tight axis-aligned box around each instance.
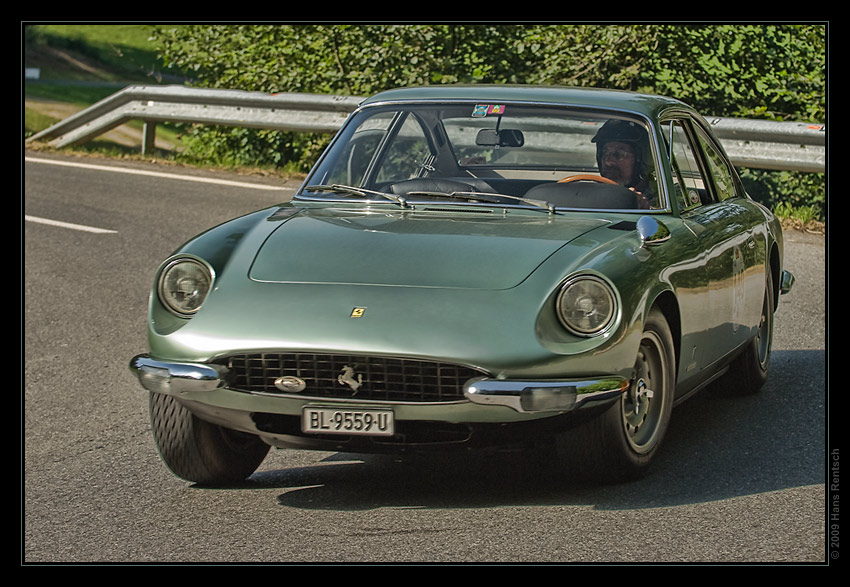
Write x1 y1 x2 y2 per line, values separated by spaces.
637 216 671 247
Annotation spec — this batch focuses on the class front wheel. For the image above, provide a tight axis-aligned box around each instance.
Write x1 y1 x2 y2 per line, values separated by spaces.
555 308 675 482
149 392 270 485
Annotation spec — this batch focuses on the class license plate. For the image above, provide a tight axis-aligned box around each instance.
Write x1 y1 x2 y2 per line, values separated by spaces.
302 407 394 436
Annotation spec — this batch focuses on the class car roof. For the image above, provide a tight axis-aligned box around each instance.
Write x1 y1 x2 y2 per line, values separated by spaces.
360 85 692 119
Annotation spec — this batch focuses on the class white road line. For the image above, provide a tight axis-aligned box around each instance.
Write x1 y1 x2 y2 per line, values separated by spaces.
25 156 294 191
25 215 118 234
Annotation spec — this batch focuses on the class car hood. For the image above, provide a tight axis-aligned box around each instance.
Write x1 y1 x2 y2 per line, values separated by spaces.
249 207 610 290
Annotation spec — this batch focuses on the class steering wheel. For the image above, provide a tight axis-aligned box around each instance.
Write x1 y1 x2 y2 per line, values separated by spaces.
557 174 618 185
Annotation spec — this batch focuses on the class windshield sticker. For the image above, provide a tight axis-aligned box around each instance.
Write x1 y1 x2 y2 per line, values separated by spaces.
472 104 506 117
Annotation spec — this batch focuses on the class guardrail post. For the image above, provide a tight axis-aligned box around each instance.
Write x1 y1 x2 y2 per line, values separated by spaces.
142 121 156 155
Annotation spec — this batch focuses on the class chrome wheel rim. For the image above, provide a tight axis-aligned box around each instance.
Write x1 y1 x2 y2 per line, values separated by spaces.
622 330 669 454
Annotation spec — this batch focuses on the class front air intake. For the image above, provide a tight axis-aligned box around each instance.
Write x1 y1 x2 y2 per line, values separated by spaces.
217 353 488 403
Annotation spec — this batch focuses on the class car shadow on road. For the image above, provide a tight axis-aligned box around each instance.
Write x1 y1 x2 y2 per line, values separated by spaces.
244 349 825 512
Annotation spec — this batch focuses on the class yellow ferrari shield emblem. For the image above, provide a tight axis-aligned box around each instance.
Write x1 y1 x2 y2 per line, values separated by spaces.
350 307 366 318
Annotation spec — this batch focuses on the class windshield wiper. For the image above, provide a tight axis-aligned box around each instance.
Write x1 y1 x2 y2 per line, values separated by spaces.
303 184 554 214
303 184 409 208
406 190 555 214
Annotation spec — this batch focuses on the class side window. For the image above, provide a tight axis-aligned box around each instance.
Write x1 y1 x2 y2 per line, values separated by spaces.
375 114 432 184
667 120 707 211
694 128 738 201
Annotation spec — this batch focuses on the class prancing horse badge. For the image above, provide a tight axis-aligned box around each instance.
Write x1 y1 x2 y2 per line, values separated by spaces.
350 307 366 318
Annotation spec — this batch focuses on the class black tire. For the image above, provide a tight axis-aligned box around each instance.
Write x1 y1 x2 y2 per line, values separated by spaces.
149 392 270 485
721 274 775 395
555 308 675 482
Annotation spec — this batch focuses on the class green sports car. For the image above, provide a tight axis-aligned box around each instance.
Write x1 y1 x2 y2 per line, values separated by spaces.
130 86 794 484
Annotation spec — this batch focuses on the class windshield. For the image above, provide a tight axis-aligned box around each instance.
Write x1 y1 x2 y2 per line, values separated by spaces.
301 103 662 212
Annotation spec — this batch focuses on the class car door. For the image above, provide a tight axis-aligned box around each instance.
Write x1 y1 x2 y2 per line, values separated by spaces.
665 116 767 371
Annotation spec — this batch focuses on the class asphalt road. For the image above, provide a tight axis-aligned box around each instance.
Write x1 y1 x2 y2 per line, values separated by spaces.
23 152 828 564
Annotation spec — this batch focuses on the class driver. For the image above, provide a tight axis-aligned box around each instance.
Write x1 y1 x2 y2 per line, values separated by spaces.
592 119 654 208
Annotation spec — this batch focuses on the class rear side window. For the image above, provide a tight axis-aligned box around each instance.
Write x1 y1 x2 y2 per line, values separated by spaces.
694 128 738 201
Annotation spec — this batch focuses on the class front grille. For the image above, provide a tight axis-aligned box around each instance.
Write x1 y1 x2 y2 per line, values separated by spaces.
217 353 488 402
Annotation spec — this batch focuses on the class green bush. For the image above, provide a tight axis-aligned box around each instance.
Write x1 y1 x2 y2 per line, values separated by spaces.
741 169 825 221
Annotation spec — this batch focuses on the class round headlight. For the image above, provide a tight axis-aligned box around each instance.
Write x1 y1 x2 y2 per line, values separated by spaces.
556 275 617 336
157 257 213 318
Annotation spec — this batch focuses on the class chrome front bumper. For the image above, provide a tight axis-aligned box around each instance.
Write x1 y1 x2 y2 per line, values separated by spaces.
130 355 231 395
781 269 795 295
464 377 628 413
130 354 627 414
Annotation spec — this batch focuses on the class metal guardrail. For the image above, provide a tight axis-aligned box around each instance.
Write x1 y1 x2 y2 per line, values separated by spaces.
27 85 825 173
703 116 824 173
